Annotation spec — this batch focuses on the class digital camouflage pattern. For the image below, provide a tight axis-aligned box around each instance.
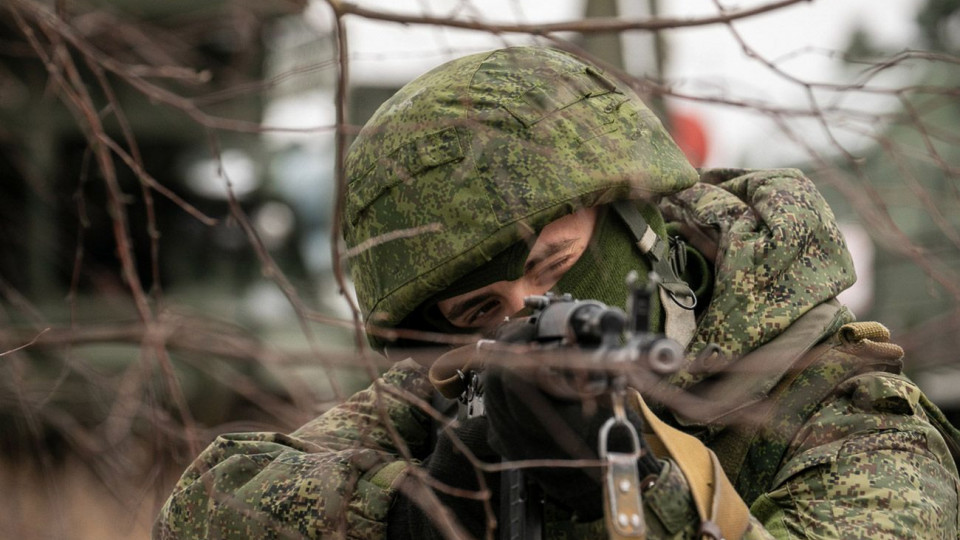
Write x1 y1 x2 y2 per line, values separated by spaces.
153 360 435 539
342 47 697 334
659 167 857 367
155 165 960 539
752 370 960 537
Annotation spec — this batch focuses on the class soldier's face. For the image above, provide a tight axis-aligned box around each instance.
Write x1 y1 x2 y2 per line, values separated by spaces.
437 207 598 329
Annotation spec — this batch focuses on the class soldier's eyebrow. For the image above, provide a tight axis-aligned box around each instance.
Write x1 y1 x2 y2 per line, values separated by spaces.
443 238 580 324
523 238 578 274
444 294 495 324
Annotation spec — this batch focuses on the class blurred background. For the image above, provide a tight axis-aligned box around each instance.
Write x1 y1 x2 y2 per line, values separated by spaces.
1 0 958 537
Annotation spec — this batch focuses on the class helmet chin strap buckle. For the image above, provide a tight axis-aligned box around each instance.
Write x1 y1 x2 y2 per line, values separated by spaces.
611 201 698 349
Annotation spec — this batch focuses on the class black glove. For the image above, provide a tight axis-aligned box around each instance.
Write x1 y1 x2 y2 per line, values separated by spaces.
388 416 501 539
483 366 658 522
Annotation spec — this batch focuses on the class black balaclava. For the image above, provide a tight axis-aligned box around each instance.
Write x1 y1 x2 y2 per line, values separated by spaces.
401 240 531 338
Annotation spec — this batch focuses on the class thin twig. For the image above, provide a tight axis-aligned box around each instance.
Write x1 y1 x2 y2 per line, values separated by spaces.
327 1 367 353
336 0 810 34
0 327 50 357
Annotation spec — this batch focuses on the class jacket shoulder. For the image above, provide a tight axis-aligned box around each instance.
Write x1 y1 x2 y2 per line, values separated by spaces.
698 167 806 185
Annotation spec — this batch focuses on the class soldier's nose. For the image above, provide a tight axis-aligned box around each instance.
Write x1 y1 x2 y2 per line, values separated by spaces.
502 290 527 317
503 281 547 317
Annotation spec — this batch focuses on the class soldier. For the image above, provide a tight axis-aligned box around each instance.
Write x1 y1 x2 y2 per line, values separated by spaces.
155 47 960 539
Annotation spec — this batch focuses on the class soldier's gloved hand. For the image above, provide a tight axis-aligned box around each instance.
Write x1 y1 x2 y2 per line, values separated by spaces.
387 416 501 539
483 365 658 522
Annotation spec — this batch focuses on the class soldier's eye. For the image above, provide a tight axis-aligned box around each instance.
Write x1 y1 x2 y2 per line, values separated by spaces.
466 299 500 326
536 255 573 284
547 256 572 274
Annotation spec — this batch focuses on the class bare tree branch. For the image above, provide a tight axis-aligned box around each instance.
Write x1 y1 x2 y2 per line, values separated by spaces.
336 0 810 35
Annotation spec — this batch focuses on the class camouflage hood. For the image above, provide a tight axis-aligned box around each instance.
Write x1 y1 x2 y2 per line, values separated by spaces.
661 168 857 369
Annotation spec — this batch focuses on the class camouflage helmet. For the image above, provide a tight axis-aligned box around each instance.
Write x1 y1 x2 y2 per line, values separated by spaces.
342 47 697 337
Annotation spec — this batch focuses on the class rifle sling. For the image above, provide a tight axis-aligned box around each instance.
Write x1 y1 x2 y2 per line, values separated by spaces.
632 391 750 540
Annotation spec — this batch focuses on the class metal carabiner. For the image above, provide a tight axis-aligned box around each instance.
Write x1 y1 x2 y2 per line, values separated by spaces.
598 395 646 538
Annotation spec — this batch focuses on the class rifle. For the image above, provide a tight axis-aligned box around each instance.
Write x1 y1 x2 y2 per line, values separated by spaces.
453 272 685 539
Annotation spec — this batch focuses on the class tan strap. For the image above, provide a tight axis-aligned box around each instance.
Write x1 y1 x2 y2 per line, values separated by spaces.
837 321 904 360
838 321 890 342
633 391 750 539
427 344 483 399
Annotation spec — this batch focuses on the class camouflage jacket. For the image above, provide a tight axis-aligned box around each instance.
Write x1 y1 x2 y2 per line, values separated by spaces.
154 169 960 539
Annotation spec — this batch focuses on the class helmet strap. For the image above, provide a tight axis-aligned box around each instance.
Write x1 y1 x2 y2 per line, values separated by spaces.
553 207 662 332
611 200 698 349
